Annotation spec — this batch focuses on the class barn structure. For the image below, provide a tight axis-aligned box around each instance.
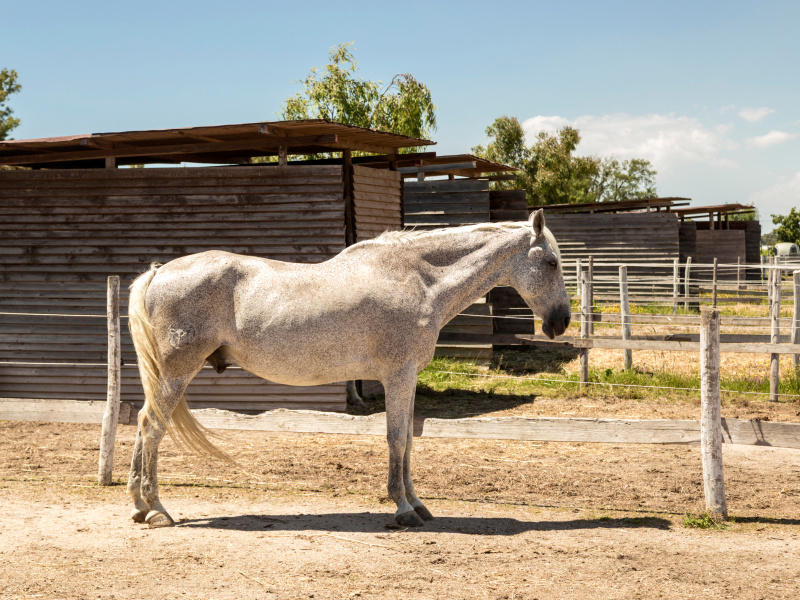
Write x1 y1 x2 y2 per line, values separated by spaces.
0 120 433 412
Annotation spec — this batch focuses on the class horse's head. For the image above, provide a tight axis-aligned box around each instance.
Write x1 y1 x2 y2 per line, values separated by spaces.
507 209 571 339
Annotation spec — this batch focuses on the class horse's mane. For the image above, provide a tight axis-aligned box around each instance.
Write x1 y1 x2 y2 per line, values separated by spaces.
369 221 561 260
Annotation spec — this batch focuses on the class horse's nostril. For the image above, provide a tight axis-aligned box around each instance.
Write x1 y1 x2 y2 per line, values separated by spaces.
563 315 571 328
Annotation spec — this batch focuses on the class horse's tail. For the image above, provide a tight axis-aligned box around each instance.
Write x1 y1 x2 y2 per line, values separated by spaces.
128 263 233 463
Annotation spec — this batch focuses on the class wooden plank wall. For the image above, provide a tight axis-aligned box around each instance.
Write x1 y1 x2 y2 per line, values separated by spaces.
404 178 493 361
0 166 349 412
352 166 402 241
694 229 746 280
404 179 490 229
545 212 681 294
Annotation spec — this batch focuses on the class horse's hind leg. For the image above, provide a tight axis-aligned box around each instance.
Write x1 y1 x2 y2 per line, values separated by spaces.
128 374 193 527
127 429 149 522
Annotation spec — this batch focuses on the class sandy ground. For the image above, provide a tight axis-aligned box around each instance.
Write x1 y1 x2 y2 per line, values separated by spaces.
3 417 800 600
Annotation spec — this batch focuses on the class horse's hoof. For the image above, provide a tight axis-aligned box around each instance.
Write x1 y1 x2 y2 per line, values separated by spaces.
145 510 175 528
414 505 434 521
131 509 148 523
347 397 367 408
395 510 425 527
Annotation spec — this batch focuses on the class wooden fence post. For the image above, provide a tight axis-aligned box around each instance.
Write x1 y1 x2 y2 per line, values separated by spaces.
768 257 774 307
672 258 679 315
576 258 582 300
587 256 594 334
712 257 718 309
793 271 800 371
684 257 692 311
737 257 741 290
771 263 781 402
580 270 590 390
98 275 121 486
700 307 727 519
620 266 632 370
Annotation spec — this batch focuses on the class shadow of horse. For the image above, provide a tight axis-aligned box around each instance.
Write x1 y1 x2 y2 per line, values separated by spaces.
177 512 673 534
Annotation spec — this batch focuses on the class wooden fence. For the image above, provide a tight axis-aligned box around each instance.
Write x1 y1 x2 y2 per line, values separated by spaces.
2 265 800 518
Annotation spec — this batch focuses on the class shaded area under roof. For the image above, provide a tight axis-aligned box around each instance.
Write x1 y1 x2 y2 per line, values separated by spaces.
0 120 435 169
670 203 757 219
532 197 691 214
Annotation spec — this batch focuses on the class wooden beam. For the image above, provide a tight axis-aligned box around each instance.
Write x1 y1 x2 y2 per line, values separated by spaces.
0 134 340 165
397 162 477 174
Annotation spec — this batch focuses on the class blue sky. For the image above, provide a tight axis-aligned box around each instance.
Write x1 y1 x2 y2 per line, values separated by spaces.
3 0 798 231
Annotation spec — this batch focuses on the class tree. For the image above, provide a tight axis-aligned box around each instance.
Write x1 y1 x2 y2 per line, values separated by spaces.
279 43 436 146
473 115 658 205
772 208 800 245
590 157 657 202
0 68 22 141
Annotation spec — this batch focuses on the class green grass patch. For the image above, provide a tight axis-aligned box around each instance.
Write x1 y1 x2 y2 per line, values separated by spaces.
683 511 731 530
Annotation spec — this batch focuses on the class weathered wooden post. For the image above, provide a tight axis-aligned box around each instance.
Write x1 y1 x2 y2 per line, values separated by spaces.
580 270 590 390
700 307 727 519
712 257 718 309
793 271 800 371
620 266 632 370
771 263 781 402
684 257 692 311
98 275 121 486
767 257 774 308
587 256 594 334
737 257 741 290
672 258 679 315
576 258 582 300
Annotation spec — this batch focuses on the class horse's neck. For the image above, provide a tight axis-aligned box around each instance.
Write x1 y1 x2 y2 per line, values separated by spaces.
415 229 526 325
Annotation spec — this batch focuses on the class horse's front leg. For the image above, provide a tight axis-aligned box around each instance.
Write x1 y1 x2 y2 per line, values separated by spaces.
403 389 433 521
384 366 425 527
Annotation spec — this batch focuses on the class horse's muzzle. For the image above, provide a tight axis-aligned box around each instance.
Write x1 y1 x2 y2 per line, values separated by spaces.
541 307 571 339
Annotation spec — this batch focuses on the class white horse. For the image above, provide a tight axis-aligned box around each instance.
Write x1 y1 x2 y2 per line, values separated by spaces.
127 210 570 528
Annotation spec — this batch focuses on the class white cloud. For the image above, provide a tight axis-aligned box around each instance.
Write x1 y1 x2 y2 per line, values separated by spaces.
737 106 774 122
746 130 796 149
748 172 800 220
521 113 736 172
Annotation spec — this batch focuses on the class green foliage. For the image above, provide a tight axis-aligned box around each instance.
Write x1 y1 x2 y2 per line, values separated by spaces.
0 68 22 141
590 156 658 202
683 512 729 530
727 203 759 222
279 42 436 148
761 230 778 246
771 207 800 245
472 115 658 206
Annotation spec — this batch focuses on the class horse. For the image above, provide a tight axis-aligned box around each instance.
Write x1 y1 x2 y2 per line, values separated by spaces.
126 209 571 528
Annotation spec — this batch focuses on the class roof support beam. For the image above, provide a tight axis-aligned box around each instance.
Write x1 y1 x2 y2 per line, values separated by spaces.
0 134 340 166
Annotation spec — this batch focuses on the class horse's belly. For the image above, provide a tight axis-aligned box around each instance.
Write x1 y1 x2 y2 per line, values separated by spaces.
227 330 378 386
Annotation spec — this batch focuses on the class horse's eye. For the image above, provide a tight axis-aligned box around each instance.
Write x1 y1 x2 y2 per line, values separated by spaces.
548 260 558 268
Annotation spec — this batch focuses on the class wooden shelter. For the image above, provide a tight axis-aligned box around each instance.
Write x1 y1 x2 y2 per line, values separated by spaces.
671 204 761 279
0 120 433 412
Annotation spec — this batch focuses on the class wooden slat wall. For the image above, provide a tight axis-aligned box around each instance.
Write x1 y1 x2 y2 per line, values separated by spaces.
403 179 490 228
694 230 746 280
545 212 681 293
352 166 402 240
0 166 348 411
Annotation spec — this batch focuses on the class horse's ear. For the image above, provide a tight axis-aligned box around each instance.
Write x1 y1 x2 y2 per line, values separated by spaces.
530 209 545 239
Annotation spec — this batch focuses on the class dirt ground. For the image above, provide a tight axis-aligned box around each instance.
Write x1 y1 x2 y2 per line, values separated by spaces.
3 391 800 600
